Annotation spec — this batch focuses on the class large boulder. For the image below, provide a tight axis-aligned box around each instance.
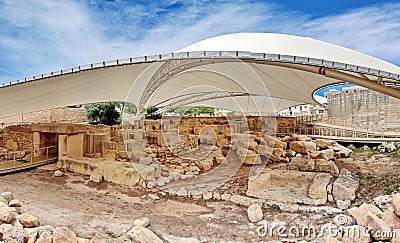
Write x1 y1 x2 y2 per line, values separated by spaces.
308 174 332 204
332 169 359 201
289 141 316 154
314 139 336 149
287 156 315 171
52 227 78 243
6 140 18 151
331 144 352 158
292 134 312 142
310 149 334 160
314 159 339 175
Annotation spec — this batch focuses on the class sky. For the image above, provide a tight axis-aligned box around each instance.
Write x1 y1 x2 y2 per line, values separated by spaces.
0 0 399 89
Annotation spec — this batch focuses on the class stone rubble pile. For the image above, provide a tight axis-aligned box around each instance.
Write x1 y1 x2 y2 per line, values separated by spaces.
245 193 400 242
231 133 359 208
231 132 352 167
0 191 89 243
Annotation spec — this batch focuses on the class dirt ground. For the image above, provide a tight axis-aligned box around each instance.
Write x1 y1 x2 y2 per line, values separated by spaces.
0 164 331 242
0 146 398 242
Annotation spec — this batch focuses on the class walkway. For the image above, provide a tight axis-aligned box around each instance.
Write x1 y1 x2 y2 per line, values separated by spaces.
0 146 57 175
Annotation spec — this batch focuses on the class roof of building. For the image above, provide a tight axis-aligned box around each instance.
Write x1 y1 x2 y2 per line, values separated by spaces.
0 33 399 118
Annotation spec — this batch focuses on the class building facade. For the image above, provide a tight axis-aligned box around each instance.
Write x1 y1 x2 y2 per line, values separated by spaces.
325 86 400 129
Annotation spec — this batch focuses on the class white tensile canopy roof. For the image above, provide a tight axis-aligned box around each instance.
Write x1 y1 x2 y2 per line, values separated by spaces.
0 33 399 118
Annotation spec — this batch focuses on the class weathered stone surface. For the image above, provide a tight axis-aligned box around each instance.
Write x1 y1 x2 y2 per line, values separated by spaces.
117 151 132 159
195 159 213 172
0 206 17 223
127 226 163 243
247 169 316 204
6 140 18 151
202 192 213 200
336 200 351 210
52 227 78 243
240 150 262 165
139 157 152 166
17 214 40 228
1 192 14 203
8 199 21 207
133 217 150 227
391 229 400 243
366 211 392 241
314 159 339 175
77 238 90 243
331 144 352 158
35 231 53 243
289 141 316 154
348 203 383 226
391 193 400 216
314 139 335 149
229 195 262 207
54 170 63 177
102 150 117 159
89 173 102 183
3 225 25 243
332 169 359 201
292 134 312 142
247 204 263 223
287 156 315 171
308 174 332 203
381 209 400 230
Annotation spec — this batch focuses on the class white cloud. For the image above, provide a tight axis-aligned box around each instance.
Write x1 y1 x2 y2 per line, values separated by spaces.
0 0 399 83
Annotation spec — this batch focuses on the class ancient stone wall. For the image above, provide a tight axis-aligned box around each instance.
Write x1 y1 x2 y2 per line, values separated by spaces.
0 125 33 151
0 107 87 126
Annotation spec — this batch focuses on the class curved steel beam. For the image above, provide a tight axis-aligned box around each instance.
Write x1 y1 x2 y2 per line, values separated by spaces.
156 91 257 113
251 61 400 100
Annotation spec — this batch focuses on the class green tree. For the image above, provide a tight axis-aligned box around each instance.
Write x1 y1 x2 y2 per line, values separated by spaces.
145 107 162 120
173 106 214 116
84 102 121 126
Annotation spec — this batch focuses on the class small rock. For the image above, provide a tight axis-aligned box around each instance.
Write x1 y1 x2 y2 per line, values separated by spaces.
9 199 21 207
127 226 163 243
335 200 351 209
202 192 213 200
77 238 90 243
52 227 78 243
17 214 40 228
147 194 159 200
247 204 263 223
54 170 63 177
89 174 102 183
133 217 150 228
0 192 14 202
212 192 221 200
221 193 231 201
0 206 17 223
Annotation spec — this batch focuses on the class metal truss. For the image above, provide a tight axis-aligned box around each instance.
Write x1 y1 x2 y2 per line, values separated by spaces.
156 91 256 113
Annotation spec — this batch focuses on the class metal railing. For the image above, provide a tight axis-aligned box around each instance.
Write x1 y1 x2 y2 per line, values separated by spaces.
0 145 58 173
278 126 399 139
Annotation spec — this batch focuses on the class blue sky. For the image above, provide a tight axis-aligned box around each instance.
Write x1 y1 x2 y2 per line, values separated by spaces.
0 0 399 89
